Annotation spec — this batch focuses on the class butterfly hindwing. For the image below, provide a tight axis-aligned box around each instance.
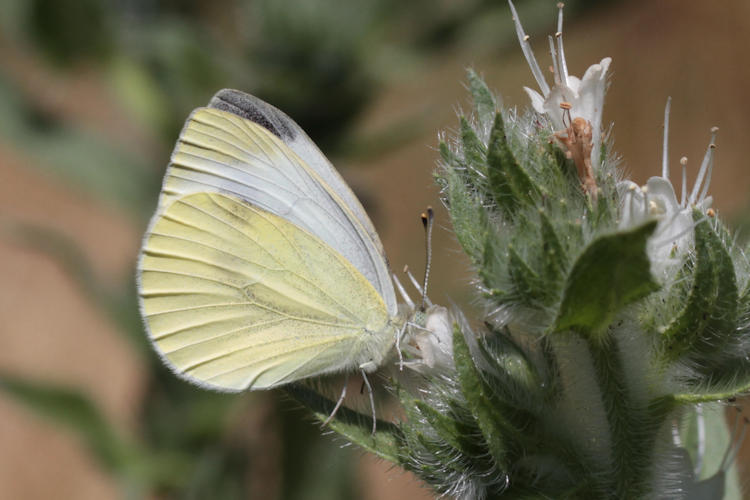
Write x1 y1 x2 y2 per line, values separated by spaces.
139 192 395 391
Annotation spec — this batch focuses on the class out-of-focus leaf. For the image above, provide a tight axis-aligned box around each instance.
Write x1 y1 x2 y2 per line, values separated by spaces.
248 0 380 149
280 398 357 500
0 72 158 218
27 0 113 66
107 56 172 139
0 374 194 489
0 374 133 471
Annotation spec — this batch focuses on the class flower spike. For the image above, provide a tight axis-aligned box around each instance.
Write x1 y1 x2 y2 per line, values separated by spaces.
511 1 611 174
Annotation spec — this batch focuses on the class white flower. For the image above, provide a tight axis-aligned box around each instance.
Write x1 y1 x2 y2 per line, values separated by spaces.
408 305 454 374
618 98 717 276
509 1 611 169
392 268 454 374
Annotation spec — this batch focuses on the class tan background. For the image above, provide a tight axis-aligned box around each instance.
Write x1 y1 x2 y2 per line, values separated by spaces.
1 0 749 498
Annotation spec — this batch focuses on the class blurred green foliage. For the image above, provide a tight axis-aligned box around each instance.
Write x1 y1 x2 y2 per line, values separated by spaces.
0 0 618 498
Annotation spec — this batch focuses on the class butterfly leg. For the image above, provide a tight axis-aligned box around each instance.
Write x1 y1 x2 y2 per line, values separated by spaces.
360 369 377 434
321 374 350 428
395 322 407 371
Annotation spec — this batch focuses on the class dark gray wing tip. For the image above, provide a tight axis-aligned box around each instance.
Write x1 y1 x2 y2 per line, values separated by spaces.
208 89 297 141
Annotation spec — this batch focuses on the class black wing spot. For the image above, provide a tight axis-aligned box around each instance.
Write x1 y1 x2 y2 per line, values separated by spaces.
208 89 297 142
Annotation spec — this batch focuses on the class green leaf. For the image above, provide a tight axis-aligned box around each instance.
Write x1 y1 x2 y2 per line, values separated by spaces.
445 167 486 262
553 221 658 338
466 69 496 128
460 116 486 175
486 113 539 215
539 209 567 283
439 140 461 169
661 213 738 361
414 401 484 459
0 376 202 490
282 384 403 464
479 327 540 402
508 245 546 306
453 326 511 469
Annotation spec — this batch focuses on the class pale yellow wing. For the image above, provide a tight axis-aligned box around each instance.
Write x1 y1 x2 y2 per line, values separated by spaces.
157 99 398 316
138 192 395 392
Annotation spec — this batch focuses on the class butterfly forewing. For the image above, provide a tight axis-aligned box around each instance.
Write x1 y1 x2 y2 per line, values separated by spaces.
157 98 397 316
139 192 395 391
208 89 387 254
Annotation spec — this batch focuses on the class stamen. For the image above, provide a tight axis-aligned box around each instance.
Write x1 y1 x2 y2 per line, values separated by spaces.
548 35 561 85
508 0 550 96
680 157 688 207
662 97 672 180
560 102 572 128
698 135 718 203
555 3 569 87
689 127 719 205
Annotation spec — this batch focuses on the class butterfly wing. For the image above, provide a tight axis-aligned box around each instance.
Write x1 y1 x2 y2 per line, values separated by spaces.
139 192 395 391
155 90 397 316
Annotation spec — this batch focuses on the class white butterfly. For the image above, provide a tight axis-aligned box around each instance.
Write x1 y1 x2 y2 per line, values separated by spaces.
137 89 449 393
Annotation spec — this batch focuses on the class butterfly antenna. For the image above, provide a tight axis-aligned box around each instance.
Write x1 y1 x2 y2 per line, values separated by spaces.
322 374 350 428
420 207 434 312
360 370 377 434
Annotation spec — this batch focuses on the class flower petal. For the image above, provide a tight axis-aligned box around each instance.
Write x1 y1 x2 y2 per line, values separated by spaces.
523 87 547 115
646 176 680 214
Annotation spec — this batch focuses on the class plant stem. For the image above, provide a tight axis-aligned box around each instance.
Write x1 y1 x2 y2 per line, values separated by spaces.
586 336 665 498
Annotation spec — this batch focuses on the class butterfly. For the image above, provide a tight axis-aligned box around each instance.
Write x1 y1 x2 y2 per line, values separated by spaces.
137 89 448 394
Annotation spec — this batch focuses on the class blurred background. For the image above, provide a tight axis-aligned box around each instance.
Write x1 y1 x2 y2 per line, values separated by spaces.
1 0 750 498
